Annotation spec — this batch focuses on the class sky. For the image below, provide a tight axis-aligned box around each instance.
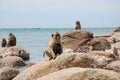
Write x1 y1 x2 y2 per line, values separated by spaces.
0 0 120 28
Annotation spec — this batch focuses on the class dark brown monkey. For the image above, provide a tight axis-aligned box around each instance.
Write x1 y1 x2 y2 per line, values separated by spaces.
75 21 81 30
7 33 16 47
1 38 7 47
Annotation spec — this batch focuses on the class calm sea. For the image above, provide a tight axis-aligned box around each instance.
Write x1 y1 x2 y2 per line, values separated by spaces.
0 28 115 63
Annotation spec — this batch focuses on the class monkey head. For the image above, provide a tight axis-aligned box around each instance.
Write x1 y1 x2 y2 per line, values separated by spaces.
2 38 6 42
1 38 7 47
52 32 61 43
76 21 80 25
9 33 13 36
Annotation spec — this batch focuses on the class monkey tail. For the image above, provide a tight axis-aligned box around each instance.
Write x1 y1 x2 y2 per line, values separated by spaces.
43 52 46 57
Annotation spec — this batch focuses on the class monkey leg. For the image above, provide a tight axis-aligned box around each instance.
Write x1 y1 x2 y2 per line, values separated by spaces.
50 49 56 59
45 51 53 60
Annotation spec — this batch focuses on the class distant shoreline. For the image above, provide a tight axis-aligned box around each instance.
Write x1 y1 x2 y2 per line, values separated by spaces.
0 27 116 29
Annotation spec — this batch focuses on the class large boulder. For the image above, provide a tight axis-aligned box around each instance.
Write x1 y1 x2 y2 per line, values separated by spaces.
61 30 111 52
13 52 114 80
37 67 120 80
0 56 26 68
104 60 120 73
88 38 111 51
88 51 116 68
0 67 19 80
76 38 111 52
61 30 93 50
0 46 29 60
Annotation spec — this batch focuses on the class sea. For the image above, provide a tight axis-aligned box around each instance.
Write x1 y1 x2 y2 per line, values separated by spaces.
0 28 115 63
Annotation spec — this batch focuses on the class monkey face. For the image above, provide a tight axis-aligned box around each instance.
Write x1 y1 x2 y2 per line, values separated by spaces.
52 32 61 40
55 34 61 40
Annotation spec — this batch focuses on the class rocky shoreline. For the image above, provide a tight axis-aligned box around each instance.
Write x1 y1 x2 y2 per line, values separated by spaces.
0 27 120 80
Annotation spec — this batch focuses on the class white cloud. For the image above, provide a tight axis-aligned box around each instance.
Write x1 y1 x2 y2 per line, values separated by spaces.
0 0 120 13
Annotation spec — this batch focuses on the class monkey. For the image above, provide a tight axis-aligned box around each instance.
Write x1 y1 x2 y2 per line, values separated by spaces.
1 38 7 47
75 21 81 30
43 32 63 60
7 33 16 47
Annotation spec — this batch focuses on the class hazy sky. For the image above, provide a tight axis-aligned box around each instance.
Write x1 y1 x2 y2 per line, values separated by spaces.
0 0 120 28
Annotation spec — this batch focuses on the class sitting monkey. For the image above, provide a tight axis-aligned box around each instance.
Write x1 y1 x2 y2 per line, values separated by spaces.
43 32 63 60
75 20 81 30
1 38 7 47
7 33 16 47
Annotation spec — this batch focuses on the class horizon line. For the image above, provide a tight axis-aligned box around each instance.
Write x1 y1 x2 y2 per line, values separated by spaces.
0 27 116 29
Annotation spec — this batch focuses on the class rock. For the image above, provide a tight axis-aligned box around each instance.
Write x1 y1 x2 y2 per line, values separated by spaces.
113 42 120 59
113 27 120 32
113 42 120 50
61 30 111 52
88 51 116 68
104 60 120 73
63 48 73 53
0 46 29 60
0 67 19 80
0 56 26 68
107 32 120 43
61 30 93 50
89 51 116 59
88 38 111 51
105 44 120 59
13 52 113 80
95 34 111 38
37 67 120 80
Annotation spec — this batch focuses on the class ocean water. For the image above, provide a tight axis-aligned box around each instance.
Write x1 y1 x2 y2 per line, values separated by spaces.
0 28 115 63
